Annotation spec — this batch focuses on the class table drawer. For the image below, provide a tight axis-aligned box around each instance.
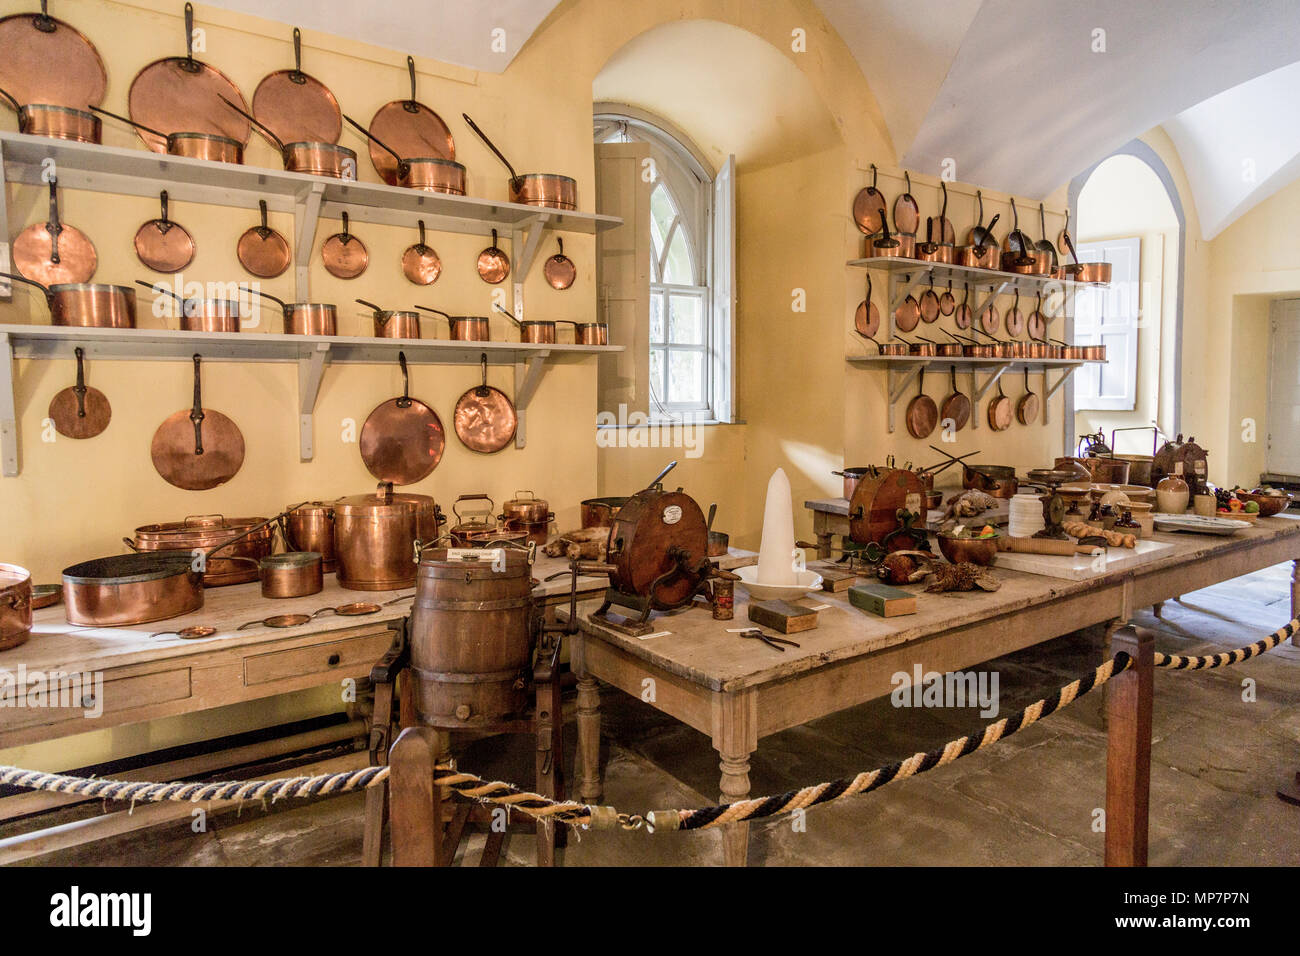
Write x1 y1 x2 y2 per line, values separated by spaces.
243 631 395 687
0 667 192 732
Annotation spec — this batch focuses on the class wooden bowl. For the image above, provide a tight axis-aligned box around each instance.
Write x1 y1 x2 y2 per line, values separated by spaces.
1238 491 1293 517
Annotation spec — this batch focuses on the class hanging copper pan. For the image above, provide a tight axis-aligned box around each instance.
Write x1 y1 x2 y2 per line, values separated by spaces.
919 278 941 324
905 369 939 440
544 238 576 290
134 191 194 274
1005 289 1025 337
987 378 1013 432
126 4 249 155
1033 203 1059 274
90 104 243 163
251 28 342 149
366 56 455 185
476 229 510 284
1057 208 1072 257
935 181 957 245
321 211 368 279
939 364 970 432
954 283 972 330
151 354 245 491
48 346 110 439
0 84 100 142
135 281 241 333
854 272 880 338
0 2 106 112
894 287 921 333
454 353 517 453
242 286 336 335
893 171 919 237
357 298 421 339
463 112 578 209
1028 304 1048 344
852 164 887 235
13 178 96 285
401 220 441 286
977 291 1001 335
236 199 291 278
359 351 444 485
939 280 956 316
0 271 135 327
1016 368 1040 425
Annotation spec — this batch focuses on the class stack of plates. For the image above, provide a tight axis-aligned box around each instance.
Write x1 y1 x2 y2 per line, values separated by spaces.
1009 493 1046 538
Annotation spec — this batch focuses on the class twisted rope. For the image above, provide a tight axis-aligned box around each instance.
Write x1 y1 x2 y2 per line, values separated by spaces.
1153 617 1297 670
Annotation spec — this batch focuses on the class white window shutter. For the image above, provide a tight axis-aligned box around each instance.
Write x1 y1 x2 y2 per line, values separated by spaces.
1073 237 1139 411
710 154 736 423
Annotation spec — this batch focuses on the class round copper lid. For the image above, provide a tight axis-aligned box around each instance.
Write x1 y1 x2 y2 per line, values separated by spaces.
252 29 341 145
0 11 106 110
128 57 251 153
366 56 454 185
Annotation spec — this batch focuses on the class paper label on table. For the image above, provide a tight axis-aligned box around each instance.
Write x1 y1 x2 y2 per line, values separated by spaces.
662 505 682 525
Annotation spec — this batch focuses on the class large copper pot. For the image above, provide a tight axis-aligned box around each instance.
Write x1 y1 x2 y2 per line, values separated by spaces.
126 515 275 587
63 553 202 627
409 547 536 726
580 496 627 528
283 502 337 572
334 486 419 591
0 564 32 652
509 173 577 210
2 273 136 328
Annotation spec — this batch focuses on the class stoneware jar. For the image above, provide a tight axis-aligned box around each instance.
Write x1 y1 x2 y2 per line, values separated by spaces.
1155 476 1190 515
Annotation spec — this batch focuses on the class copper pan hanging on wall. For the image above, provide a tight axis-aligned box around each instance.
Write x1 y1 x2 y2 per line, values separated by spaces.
151 354 245 491
366 56 455 185
893 171 919 237
134 190 195 274
236 199 291 278
48 346 110 439
851 163 887 235
453 353 517 453
251 27 345 155
321 211 369 279
854 272 880 338
905 369 939 440
343 113 465 193
0 1 107 115
543 238 576 290
401 220 441 286
359 350 445 485
13 178 96 285
476 229 510 284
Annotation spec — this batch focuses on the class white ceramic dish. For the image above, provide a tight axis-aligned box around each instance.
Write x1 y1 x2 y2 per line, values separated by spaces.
734 565 823 600
1152 514 1251 536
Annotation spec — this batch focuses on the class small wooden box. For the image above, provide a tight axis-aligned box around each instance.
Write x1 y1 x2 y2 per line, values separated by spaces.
747 600 819 634
848 581 917 618
808 561 857 592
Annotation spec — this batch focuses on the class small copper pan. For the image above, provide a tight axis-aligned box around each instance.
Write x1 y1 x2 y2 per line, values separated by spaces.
860 334 907 356
0 86 100 143
13 178 96 285
416 306 489 342
237 200 291 278
544 238 576 290
401 220 441 286
321 212 369 280
359 351 445 485
476 229 510 284
852 165 887 235
464 112 577 210
151 354 245 491
453 353 517 453
48 346 110 439
494 304 555 344
244 286 336 336
343 114 465 193
221 94 355 180
363 57 456 187
134 191 195 274
90 106 243 164
135 281 241 333
855 272 880 338
557 320 608 346
358 299 421 339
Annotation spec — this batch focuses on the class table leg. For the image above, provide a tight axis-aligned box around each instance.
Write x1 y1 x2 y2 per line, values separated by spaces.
1277 559 1300 807
1292 559 1299 621
712 689 758 867
1105 626 1153 866
812 510 832 560
717 750 752 867
390 726 443 867
574 636 603 803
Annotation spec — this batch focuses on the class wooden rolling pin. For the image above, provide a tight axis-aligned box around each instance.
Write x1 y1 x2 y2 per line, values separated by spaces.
997 536 1103 557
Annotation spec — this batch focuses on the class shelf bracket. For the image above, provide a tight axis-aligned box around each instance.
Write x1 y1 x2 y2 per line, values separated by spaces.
887 269 929 317
293 182 327 302
0 138 9 299
973 363 1011 401
512 352 549 449
0 332 16 476
886 364 923 434
297 342 330 461
971 281 1010 326
1042 364 1081 425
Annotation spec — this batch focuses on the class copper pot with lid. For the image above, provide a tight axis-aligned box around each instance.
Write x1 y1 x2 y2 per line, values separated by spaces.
500 491 554 546
0 563 32 652
125 515 275 587
333 483 421 591
283 501 337 572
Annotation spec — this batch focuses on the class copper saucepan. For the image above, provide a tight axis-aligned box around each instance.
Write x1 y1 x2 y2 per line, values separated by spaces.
90 105 243 164
221 94 356 180
1 271 135 328
343 114 466 194
415 305 490 342
357 299 421 339
556 319 608 346
0 563 32 652
0 85 100 143
463 112 577 209
136 281 241 333
494 303 555 344
243 286 337 335
252 552 323 599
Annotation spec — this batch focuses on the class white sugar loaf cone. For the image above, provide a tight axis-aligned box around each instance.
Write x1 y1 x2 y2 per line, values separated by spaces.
756 467 798 585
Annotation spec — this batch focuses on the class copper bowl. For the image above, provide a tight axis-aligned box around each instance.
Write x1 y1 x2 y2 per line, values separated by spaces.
18 104 101 143
401 157 468 195
509 173 577 209
0 563 32 652
937 532 999 566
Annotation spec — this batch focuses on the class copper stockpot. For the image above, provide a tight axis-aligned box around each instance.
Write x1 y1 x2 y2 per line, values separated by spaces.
283 303 336 335
1085 456 1131 485
126 515 275 587
333 485 421 591
2 273 136 328
580 496 627 528
283 502 337 573
255 552 323 599
509 173 577 210
10 103 102 143
63 553 202 627
0 564 32 652
401 157 467 194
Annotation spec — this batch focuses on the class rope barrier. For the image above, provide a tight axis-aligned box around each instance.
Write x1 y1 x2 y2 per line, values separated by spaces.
0 618 1294 836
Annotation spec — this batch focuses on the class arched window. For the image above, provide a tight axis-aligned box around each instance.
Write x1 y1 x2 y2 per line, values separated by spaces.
595 111 734 421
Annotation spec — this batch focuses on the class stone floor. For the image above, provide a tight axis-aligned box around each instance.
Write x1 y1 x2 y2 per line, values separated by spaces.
12 562 1300 866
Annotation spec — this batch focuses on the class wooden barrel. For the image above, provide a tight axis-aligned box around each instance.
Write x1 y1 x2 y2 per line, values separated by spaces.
409 548 536 727
848 467 928 550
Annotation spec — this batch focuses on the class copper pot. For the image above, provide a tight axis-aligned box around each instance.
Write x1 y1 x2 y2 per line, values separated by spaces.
509 173 577 210
62 553 202 627
558 320 608 345
867 233 915 259
164 132 244 164
963 464 1019 498
334 485 421 591
0 563 32 652
283 502 337 573
832 466 870 499
2 273 136 328
283 143 357 180
959 244 999 269
126 515 275 587
502 490 554 546
580 496 627 528
1077 261 1112 284
492 304 555 343
370 309 422 339
400 157 468 194
178 299 241 333
417 307 489 342
257 552 323 599
906 339 936 357
1000 250 1039 274
12 103 102 143
1085 456 1131 484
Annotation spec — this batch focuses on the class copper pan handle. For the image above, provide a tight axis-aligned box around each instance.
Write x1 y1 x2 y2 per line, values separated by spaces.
461 112 519 183
240 283 287 310
290 26 305 81
88 105 170 140
0 85 20 113
342 114 406 177
73 346 88 418
189 354 206 455
46 179 62 264
122 537 142 552
404 55 419 112
219 94 284 153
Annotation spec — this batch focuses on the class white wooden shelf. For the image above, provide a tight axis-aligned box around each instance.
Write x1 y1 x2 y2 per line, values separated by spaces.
0 131 621 311
0 323 623 474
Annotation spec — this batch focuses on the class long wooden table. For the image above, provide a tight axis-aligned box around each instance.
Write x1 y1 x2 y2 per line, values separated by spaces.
571 516 1300 866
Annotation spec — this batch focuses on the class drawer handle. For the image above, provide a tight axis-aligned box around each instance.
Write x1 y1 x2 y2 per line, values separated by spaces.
82 695 96 709
327 653 341 667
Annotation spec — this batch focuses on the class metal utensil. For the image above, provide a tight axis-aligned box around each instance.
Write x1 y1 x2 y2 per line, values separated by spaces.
359 350 445 485
476 228 510 284
134 190 194 274
150 354 245 490
401 220 441 286
13 178 96 285
321 211 368 279
48 346 110 439
453 352 517 453
543 237 576 290
236 199 291 278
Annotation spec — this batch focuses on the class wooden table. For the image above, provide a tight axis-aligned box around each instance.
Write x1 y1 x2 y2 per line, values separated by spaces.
804 496 1010 559
571 517 1300 866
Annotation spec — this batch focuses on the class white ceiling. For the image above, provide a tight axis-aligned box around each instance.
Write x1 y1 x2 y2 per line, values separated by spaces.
201 0 561 72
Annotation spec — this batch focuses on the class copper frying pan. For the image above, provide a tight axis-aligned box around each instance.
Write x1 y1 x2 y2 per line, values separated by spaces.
893 171 919 237
919 278 941 324
852 163 887 235
1004 289 1025 337
251 27 342 147
987 378 1013 432
954 283 972 330
894 287 920 333
1016 368 1040 425
543 238 576 290
977 290 1001 335
13 178 96 285
939 364 970 432
939 280 956 316
359 351 445 485
236 200 290 278
854 272 880 338
401 220 441 286
905 369 939 440
453 353 517 453
0 1 107 112
321 212 368 279
48 346 109 439
476 229 510 284
151 354 245 491
134 191 194 274
367 56 454 185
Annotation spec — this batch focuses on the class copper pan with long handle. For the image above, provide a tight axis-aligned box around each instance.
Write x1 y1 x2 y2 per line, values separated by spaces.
0 270 135 327
242 285 336 335
90 105 243 164
12 178 96 285
463 112 577 209
0 84 100 142
343 112 465 193
135 280 241 333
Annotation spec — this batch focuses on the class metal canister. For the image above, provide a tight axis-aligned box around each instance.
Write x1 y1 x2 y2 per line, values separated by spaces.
333 487 420 591
711 577 734 621
580 496 628 528
409 548 536 726
284 502 337 572
0 564 33 652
